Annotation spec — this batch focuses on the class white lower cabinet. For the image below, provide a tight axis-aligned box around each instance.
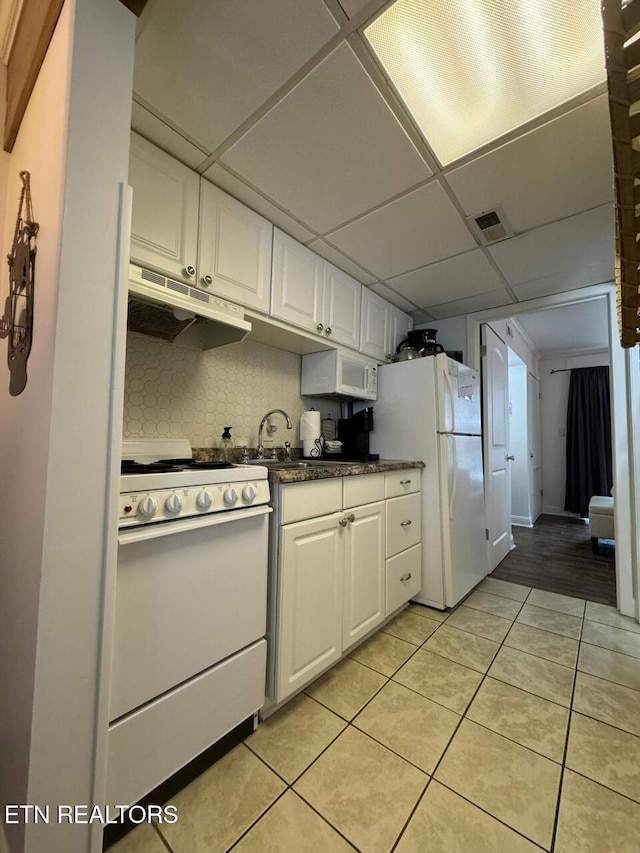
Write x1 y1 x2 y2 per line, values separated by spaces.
343 501 385 649
273 472 421 705
277 513 344 700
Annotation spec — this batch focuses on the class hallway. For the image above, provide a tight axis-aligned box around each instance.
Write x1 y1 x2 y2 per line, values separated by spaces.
491 515 616 606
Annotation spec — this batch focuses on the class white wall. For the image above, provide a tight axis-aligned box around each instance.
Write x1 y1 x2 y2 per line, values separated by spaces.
0 2 135 852
509 360 530 524
539 350 610 516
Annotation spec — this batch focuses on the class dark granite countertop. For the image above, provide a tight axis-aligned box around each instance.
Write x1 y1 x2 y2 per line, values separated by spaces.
267 459 423 484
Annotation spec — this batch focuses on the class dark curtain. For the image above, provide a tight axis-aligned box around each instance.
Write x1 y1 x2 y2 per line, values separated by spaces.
564 366 613 518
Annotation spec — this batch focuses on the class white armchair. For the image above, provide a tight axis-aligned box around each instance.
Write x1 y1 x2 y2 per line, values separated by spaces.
588 495 615 554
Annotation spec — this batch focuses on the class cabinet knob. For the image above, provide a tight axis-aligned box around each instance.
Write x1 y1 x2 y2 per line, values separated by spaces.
347 513 355 523
386 353 392 361
184 265 196 277
316 323 324 332
400 520 412 527
339 517 348 528
325 327 332 335
202 274 213 286
400 573 413 582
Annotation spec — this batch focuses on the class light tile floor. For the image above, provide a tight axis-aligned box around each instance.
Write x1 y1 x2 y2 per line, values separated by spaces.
111 579 640 852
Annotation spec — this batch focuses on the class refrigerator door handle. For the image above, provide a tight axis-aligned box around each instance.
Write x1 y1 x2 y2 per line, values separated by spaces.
448 435 458 520
444 364 455 433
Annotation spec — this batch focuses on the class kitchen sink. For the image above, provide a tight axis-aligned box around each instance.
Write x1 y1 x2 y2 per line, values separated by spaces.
245 460 310 469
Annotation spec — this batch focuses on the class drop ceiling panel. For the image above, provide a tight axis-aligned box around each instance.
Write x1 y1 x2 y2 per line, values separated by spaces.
446 95 612 233
338 0 387 19
221 43 432 234
205 164 315 244
131 102 208 170
306 239 376 285
427 288 514 320
327 181 476 279
489 204 614 295
133 0 340 152
368 282 418 312
517 300 608 353
385 249 505 308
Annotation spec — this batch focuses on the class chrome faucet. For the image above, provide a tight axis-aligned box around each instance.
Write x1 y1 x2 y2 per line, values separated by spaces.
257 409 293 460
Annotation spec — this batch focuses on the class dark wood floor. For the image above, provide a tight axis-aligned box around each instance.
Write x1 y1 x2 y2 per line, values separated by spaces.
491 514 616 606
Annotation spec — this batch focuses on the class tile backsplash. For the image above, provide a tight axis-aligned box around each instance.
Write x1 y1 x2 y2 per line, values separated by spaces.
122 333 338 448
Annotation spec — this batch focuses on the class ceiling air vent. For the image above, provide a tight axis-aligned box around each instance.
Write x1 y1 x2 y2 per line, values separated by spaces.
466 205 513 244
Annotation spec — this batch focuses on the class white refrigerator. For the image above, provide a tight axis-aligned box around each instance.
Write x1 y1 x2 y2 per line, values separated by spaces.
370 353 489 609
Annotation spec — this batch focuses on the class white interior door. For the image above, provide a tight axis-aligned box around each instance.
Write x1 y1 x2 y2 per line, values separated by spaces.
528 373 543 523
482 324 512 570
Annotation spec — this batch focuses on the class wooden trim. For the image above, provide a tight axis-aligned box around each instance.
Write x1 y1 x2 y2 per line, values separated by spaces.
602 0 640 347
4 0 64 152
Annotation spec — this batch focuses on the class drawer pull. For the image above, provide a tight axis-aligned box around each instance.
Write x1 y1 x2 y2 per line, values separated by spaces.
347 513 355 523
400 573 413 581
400 479 412 485
400 520 412 527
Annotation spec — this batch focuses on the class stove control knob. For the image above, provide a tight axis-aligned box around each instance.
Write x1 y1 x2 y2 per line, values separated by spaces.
138 496 158 518
223 487 239 506
196 489 212 510
242 485 256 503
165 493 183 513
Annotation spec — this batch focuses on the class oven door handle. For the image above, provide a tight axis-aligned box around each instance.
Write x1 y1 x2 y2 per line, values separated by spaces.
118 505 272 545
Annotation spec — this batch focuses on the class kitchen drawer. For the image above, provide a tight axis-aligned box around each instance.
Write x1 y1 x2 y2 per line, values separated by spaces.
106 639 266 808
386 544 421 615
385 469 420 499
343 472 385 509
280 478 342 525
386 493 421 557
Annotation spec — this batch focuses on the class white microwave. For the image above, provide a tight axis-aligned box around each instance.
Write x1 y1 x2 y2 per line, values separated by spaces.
301 349 378 400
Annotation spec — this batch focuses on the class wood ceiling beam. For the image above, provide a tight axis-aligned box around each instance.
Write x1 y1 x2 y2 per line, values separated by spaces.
3 0 148 153
4 0 64 152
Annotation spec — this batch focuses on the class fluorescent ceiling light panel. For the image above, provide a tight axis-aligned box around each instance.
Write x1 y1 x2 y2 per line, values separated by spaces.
365 0 605 165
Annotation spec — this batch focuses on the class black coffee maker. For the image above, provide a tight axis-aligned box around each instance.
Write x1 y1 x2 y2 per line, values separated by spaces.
337 407 379 461
407 328 444 356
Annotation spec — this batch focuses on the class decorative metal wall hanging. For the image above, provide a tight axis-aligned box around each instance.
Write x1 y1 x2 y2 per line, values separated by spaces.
0 171 38 395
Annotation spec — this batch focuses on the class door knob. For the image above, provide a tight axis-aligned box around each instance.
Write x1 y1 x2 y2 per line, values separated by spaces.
324 327 332 335
339 517 348 528
184 265 195 277
317 323 324 332
202 274 213 286
506 455 515 461
347 513 355 523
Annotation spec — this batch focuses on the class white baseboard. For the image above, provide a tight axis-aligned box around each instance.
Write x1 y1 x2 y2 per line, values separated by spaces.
542 505 582 518
512 515 533 528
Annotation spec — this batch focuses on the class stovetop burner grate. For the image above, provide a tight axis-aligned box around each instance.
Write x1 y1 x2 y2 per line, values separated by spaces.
121 458 235 475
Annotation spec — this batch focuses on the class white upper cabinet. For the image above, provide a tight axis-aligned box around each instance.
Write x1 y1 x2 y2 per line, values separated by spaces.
271 229 324 331
360 288 412 362
271 229 362 347
198 182 273 313
389 304 412 355
360 288 390 361
323 262 361 349
129 133 200 284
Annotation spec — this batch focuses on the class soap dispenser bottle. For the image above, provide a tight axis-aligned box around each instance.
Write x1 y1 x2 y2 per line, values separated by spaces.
220 426 233 461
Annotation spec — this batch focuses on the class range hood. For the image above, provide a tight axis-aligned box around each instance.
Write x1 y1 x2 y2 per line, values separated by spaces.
127 264 251 350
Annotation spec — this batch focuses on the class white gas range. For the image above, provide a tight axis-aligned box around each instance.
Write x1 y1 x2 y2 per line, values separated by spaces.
119 438 269 526
106 439 271 809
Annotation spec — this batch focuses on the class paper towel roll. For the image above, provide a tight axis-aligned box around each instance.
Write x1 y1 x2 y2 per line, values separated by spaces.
300 410 321 442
